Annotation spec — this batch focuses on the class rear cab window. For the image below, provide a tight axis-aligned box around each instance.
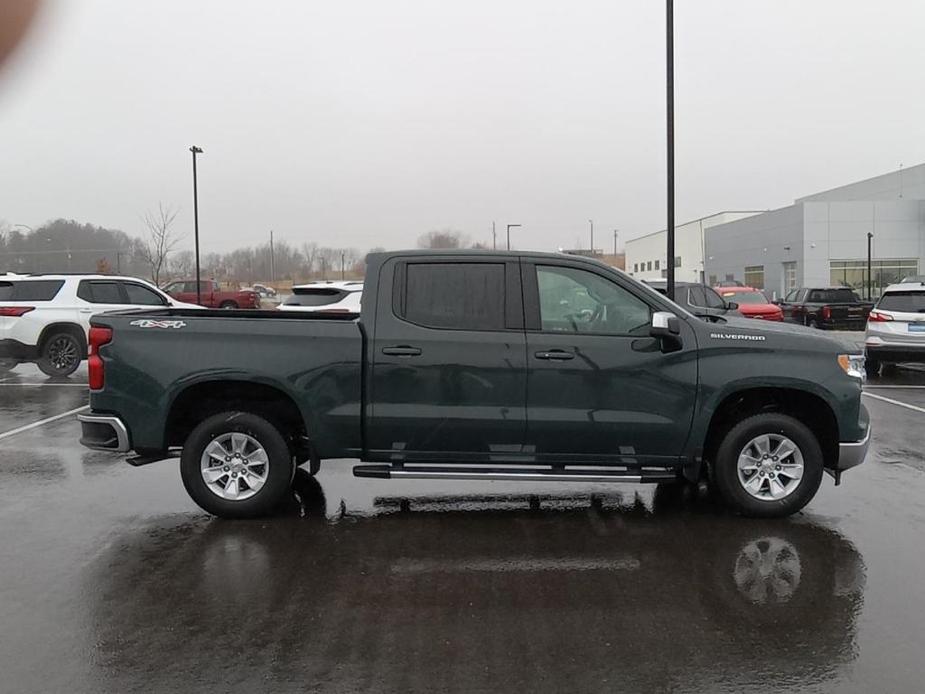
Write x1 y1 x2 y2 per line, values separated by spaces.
0 280 65 301
808 289 859 303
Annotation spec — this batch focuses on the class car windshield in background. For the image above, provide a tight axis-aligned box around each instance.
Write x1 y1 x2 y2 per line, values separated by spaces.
809 289 861 303
722 291 767 305
0 280 65 301
878 291 925 313
283 288 350 307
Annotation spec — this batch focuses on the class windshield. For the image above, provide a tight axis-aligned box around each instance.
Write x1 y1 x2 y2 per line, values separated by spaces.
878 291 925 313
721 291 768 305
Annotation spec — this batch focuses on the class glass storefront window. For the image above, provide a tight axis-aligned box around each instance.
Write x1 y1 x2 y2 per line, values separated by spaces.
744 265 765 289
829 259 918 298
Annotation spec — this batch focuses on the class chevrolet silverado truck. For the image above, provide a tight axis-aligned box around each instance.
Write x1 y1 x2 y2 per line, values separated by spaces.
777 287 873 330
78 250 870 519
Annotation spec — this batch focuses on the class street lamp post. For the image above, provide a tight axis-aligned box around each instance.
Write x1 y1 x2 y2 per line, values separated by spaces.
665 0 676 297
867 232 873 300
613 229 619 256
589 220 594 254
190 145 204 304
506 224 521 251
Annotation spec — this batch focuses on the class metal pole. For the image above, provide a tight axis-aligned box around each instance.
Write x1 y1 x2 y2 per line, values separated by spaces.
665 0 676 296
190 146 203 304
269 230 275 281
589 220 594 254
492 221 496 250
613 229 618 256
506 224 521 251
867 232 873 300
341 252 345 280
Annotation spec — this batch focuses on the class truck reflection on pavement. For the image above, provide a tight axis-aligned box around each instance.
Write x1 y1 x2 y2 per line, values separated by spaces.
86 472 865 693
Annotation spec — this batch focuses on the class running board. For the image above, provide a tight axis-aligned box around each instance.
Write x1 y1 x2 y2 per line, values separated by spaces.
352 464 677 483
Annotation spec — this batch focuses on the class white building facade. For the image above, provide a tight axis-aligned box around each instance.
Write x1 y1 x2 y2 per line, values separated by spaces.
704 164 925 299
625 211 763 283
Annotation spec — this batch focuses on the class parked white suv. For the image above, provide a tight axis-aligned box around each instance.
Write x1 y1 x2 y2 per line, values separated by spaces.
0 274 199 377
277 281 363 314
865 282 925 377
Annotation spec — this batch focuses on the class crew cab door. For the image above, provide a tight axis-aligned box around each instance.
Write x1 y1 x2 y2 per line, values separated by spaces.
367 257 526 461
523 261 698 465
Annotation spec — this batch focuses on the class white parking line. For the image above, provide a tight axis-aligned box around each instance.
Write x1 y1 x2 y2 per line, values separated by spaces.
862 391 925 415
0 383 87 387
0 405 90 441
865 385 925 389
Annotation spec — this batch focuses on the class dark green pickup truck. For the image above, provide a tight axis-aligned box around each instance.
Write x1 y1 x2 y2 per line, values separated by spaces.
78 250 870 518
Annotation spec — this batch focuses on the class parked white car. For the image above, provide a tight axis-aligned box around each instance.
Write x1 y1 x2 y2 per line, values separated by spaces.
277 281 363 314
0 274 199 377
864 282 925 377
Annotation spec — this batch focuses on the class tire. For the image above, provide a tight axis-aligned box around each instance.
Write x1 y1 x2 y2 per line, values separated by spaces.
865 355 880 378
180 411 295 518
37 332 82 377
0 359 18 373
220 301 238 309
712 413 824 518
808 318 820 330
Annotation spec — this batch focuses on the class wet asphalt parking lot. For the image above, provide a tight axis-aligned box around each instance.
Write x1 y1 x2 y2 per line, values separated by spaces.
2 356 925 693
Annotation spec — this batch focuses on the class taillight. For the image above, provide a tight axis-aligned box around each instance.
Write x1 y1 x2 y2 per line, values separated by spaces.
821 306 831 319
868 310 893 322
88 326 113 390
0 306 35 317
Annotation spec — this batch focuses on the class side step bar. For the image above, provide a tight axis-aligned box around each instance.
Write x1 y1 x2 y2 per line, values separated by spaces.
353 464 677 484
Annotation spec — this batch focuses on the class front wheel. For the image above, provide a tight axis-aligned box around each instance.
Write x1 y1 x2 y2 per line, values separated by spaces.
712 413 823 518
180 411 295 518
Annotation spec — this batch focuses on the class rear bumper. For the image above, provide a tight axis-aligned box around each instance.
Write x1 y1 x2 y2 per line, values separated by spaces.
0 339 39 361
78 413 131 452
865 338 925 362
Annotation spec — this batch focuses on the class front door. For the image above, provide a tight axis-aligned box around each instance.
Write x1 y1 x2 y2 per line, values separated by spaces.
523 262 698 465
367 257 526 462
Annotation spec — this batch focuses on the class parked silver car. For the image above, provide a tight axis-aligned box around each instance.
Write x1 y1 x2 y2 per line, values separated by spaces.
864 282 925 377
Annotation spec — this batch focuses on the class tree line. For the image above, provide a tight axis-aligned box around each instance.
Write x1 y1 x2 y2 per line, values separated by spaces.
0 213 474 287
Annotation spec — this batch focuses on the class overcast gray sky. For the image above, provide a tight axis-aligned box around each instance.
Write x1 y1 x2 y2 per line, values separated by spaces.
1 0 923 253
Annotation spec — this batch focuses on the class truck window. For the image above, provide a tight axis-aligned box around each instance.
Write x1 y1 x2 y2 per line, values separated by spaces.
535 265 650 335
702 287 726 308
687 286 706 307
402 262 505 330
809 288 858 303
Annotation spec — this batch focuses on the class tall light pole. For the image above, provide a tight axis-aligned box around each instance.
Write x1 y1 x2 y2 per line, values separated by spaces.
506 224 521 251
190 145 204 304
492 221 496 250
588 219 594 254
269 230 275 281
867 232 873 300
613 229 619 256
666 0 676 297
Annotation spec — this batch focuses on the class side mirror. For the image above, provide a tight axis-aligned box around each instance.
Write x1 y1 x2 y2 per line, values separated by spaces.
650 311 681 337
725 301 739 310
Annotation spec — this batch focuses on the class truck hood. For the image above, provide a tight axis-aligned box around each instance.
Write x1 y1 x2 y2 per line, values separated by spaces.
703 315 849 352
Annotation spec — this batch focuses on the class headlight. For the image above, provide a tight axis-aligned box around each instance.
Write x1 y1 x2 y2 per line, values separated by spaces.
838 354 865 381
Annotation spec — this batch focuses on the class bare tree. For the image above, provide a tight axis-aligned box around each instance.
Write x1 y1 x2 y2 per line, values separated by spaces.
137 204 181 285
417 229 468 249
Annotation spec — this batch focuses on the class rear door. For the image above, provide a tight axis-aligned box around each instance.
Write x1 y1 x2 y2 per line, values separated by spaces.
367 257 526 461
523 260 698 465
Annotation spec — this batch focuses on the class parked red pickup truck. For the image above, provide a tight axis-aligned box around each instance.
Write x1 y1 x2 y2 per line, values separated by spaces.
162 280 260 309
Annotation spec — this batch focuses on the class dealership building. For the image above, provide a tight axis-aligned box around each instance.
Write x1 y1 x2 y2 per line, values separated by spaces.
704 164 925 299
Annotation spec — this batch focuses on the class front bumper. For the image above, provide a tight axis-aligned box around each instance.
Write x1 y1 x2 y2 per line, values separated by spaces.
837 425 870 471
78 413 131 452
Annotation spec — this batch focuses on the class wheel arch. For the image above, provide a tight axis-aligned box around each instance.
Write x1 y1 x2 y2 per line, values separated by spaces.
37 322 87 358
165 379 309 456
701 385 839 471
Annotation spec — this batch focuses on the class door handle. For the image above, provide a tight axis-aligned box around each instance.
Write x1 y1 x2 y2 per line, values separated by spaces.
534 349 575 361
381 346 422 357
79 309 94 314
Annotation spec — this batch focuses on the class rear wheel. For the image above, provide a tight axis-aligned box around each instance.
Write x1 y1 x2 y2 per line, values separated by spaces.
865 355 881 378
180 411 295 518
712 413 823 518
37 332 82 377
220 300 238 309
